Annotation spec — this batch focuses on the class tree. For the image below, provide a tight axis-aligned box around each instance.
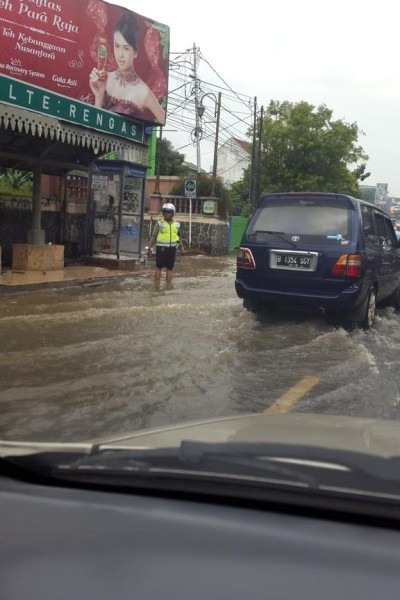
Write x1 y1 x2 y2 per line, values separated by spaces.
230 174 251 217
157 138 188 176
359 186 376 204
255 100 368 198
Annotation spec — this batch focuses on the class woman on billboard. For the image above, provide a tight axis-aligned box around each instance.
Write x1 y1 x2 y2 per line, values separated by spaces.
89 11 166 125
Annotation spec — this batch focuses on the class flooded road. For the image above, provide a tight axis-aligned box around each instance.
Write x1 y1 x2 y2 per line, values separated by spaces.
1 254 400 442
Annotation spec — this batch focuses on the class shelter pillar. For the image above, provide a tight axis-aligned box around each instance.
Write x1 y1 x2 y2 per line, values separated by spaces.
27 164 45 245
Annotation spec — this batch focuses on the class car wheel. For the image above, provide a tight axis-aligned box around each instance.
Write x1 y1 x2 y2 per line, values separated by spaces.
347 287 377 330
364 288 377 329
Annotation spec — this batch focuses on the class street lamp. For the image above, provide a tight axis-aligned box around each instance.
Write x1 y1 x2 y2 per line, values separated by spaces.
197 91 222 197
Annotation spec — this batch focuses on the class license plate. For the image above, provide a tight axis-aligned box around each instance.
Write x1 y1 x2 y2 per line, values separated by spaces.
269 250 318 271
276 254 312 269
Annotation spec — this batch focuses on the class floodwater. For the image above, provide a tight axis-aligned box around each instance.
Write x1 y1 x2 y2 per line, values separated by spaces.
1 254 400 442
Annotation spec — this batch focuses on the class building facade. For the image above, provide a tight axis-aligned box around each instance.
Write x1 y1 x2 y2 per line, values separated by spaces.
217 137 251 187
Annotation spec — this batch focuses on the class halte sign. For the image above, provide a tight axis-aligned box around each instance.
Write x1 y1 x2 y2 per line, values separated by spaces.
184 179 197 198
0 74 144 143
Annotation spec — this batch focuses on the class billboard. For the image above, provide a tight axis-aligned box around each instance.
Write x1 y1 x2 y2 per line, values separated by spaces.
375 183 388 207
0 0 169 137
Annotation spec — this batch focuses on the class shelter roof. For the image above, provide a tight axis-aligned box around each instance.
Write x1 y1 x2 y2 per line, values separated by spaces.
0 104 146 176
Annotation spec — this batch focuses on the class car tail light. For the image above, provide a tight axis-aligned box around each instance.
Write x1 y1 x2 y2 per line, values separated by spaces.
237 247 256 270
331 254 361 278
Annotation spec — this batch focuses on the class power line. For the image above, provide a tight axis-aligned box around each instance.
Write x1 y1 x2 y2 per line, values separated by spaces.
162 46 257 172
199 52 254 111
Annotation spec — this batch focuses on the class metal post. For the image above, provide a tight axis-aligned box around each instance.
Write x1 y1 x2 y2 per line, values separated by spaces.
189 197 192 247
249 96 257 213
255 105 264 205
154 126 163 195
193 43 201 174
59 174 67 244
211 92 222 197
116 167 124 260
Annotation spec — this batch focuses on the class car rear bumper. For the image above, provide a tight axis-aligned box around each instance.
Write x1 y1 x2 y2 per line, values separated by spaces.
235 278 368 312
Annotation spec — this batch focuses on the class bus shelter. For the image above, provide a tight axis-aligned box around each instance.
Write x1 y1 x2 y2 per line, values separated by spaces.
0 104 148 269
88 160 147 258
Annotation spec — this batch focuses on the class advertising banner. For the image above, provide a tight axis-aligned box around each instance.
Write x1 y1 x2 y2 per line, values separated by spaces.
375 183 388 207
0 0 169 135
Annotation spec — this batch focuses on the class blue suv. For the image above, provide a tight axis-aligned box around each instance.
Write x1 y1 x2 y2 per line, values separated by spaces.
235 192 400 328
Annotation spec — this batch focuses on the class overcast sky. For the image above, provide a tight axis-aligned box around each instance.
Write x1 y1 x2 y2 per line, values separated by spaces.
118 0 400 196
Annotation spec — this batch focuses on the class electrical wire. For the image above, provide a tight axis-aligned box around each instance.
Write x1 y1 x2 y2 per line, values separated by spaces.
162 49 252 137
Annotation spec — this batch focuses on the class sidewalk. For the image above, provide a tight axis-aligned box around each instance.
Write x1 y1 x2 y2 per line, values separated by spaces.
0 263 152 294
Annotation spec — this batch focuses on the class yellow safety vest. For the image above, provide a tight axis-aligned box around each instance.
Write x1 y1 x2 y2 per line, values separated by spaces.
156 219 180 247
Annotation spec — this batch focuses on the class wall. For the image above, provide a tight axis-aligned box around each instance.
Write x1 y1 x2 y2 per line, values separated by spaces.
0 171 88 266
1 206 228 265
143 214 228 256
144 176 180 205
228 216 249 251
217 138 251 187
0 175 227 266
0 203 86 266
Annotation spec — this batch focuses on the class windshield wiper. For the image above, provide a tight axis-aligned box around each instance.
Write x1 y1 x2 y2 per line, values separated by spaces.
0 443 322 489
0 441 392 483
248 230 298 248
5 442 400 520
53 445 317 488
4 441 400 496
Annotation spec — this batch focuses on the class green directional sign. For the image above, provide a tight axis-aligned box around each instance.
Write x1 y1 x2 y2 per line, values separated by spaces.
184 179 197 198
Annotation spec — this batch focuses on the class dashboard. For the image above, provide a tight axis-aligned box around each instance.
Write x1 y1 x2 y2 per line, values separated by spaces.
2 472 400 599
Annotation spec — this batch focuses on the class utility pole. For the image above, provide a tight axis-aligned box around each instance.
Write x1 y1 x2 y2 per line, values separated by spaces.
154 126 163 195
193 43 202 175
211 91 222 197
255 105 264 205
249 96 257 213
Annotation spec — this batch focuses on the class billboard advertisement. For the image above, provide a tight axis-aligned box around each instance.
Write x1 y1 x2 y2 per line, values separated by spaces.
375 183 388 207
0 0 169 138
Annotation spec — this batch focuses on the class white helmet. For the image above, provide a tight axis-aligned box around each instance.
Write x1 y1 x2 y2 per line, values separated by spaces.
162 203 175 213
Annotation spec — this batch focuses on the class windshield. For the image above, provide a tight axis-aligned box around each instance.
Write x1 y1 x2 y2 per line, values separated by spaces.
1 0 400 519
247 198 352 241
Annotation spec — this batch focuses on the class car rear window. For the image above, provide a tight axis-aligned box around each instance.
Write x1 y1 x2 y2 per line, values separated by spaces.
248 196 352 243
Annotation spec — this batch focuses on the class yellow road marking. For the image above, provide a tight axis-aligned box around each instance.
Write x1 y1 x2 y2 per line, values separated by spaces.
265 376 320 414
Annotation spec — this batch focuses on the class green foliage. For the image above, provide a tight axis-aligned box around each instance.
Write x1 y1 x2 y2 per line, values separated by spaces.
158 138 188 176
359 186 376 204
256 100 368 197
230 176 251 217
0 168 33 192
